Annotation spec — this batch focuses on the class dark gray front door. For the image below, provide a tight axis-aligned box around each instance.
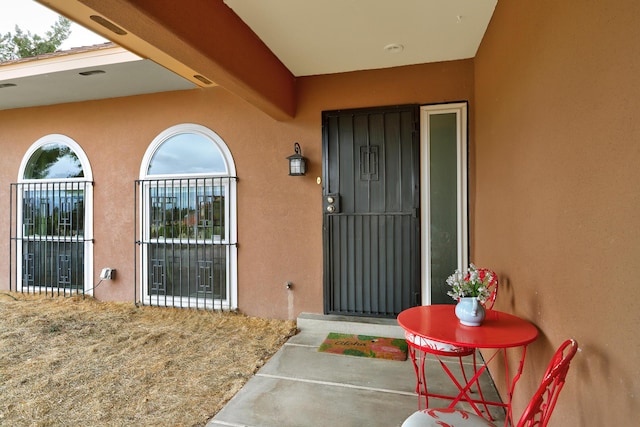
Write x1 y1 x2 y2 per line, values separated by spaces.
322 105 420 317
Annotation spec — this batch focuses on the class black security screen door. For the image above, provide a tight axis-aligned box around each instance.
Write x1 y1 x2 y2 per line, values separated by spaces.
322 105 420 317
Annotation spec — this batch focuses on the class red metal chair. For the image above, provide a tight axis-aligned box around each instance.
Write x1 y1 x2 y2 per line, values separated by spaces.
401 339 579 427
405 268 498 414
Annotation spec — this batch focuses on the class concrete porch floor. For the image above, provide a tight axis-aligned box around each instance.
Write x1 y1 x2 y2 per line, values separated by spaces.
207 313 506 427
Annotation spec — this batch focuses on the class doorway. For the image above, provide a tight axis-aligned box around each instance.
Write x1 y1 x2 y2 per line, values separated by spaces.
322 105 420 317
321 103 468 317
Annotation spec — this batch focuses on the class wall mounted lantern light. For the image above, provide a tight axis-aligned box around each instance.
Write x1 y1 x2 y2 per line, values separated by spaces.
287 142 307 176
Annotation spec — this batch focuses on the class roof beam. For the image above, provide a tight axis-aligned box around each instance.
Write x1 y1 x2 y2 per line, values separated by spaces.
39 0 297 120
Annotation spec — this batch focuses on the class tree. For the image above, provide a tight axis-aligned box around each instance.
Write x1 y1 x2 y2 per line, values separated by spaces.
0 16 71 62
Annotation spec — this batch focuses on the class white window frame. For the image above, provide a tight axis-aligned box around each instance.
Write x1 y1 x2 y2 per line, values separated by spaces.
16 134 94 295
139 123 238 309
420 103 469 305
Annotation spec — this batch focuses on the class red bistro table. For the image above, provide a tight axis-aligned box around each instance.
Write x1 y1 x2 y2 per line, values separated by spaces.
397 305 539 426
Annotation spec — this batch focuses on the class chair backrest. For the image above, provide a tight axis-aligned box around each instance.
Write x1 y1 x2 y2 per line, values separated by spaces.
478 268 498 309
517 339 578 427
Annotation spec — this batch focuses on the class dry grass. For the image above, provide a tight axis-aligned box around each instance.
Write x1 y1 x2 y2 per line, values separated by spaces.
0 292 297 426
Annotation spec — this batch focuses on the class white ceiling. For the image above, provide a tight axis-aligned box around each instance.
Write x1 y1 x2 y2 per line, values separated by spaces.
0 0 497 110
224 0 497 76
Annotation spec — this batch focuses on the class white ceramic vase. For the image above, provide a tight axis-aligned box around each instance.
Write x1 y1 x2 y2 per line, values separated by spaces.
455 297 486 326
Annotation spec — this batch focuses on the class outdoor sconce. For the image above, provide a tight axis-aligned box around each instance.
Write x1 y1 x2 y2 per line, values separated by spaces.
287 142 307 176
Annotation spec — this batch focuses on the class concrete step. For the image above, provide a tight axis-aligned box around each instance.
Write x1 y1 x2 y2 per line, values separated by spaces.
296 312 405 339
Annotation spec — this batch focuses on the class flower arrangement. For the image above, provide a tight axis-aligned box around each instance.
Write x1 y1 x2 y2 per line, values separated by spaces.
446 263 497 304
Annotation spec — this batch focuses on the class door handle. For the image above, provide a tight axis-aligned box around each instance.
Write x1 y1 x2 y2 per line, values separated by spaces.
323 193 340 213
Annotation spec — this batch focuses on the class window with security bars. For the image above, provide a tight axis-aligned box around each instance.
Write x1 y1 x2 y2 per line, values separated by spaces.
137 124 237 310
141 179 230 302
11 137 93 295
15 182 88 290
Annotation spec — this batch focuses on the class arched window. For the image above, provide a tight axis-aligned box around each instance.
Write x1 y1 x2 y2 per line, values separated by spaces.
138 124 237 310
13 135 93 294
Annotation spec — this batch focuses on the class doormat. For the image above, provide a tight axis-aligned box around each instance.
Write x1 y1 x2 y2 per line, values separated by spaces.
317 332 408 361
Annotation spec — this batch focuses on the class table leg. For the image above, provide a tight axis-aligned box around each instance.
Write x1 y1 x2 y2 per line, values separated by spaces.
408 344 430 409
472 351 494 421
408 343 528 427
436 354 487 418
503 345 529 427
443 348 512 422
409 344 495 416
447 346 529 427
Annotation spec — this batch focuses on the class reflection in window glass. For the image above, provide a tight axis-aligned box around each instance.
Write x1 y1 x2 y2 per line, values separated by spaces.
148 133 227 175
149 181 225 240
147 180 228 300
22 185 85 237
23 143 84 179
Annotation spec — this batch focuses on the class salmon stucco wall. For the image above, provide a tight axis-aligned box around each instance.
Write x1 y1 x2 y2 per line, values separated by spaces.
474 0 639 424
0 59 474 321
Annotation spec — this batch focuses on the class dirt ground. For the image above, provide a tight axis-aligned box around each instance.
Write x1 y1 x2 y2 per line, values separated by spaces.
0 292 297 426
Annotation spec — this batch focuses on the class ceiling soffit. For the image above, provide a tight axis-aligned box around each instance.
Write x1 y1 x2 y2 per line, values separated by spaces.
40 0 296 119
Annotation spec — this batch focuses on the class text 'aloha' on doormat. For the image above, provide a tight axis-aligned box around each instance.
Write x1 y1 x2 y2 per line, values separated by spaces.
317 332 408 361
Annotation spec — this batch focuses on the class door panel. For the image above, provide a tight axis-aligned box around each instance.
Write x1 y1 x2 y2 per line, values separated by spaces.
322 105 420 317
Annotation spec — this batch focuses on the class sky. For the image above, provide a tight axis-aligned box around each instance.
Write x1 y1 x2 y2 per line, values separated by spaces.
0 0 107 50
